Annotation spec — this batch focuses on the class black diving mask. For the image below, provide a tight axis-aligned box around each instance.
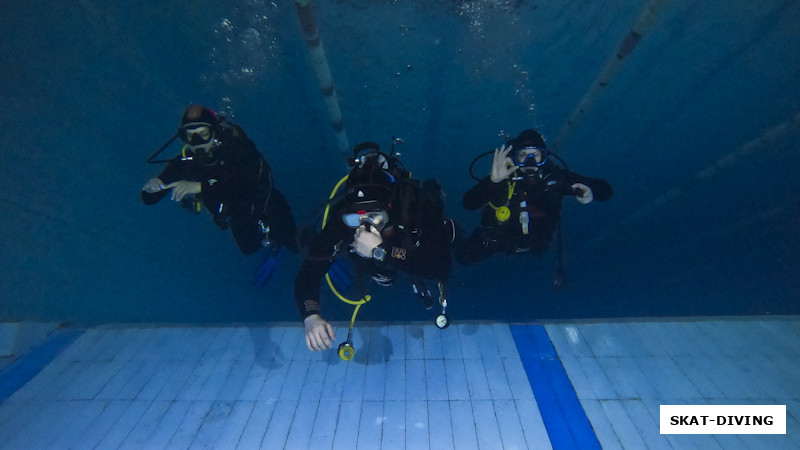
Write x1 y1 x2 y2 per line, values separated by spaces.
515 146 548 167
179 122 214 146
180 122 221 165
342 200 389 231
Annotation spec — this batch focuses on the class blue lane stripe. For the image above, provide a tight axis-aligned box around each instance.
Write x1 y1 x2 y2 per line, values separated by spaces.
0 328 84 403
510 324 601 450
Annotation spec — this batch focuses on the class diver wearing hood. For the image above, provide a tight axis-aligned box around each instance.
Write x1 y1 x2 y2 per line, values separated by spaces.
141 104 300 254
296 143 455 352
456 129 613 265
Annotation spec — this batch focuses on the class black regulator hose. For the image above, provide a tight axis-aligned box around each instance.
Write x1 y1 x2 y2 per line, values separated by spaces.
468 150 495 181
147 133 179 164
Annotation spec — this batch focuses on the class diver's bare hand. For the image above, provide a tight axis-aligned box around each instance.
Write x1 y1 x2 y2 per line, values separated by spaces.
165 181 202 202
490 144 517 183
304 314 335 351
142 178 165 194
351 224 383 258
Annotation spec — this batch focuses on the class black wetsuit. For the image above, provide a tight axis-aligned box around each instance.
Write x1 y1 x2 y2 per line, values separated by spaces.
141 122 298 254
456 162 612 265
294 181 453 319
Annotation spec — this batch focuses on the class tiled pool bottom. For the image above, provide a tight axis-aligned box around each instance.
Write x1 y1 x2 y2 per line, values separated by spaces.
0 318 798 449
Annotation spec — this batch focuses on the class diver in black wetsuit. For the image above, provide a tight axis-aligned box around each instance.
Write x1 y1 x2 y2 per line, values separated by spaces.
296 144 456 352
456 129 613 265
141 104 300 254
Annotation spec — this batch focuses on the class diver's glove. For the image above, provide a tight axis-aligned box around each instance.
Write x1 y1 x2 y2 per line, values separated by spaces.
351 224 383 259
213 213 229 230
571 183 594 204
142 178 165 193
490 144 517 183
411 277 434 310
180 195 202 214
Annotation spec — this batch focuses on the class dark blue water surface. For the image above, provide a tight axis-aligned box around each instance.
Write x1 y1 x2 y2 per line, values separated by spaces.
2 0 799 325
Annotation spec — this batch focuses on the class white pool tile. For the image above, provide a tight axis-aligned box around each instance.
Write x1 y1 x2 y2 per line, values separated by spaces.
115 400 173 449
444 358 470 400
189 400 234 449
472 399 503 449
258 361 292 403
450 400 479 449
404 324 426 360
577 355 620 400
261 400 298 448
484 356 513 399
167 400 215 448
363 359 387 401
356 400 383 449
284 401 319 448
494 398 529 449
383 359 405 401
237 399 276 448
455 324 483 359
514 397 552 449
217 358 255 401
118 399 172 449
51 400 109 449
72 400 130 450
212 400 254 448
441 326 464 359
422 325 445 360
463 358 492 400
279 359 311 401
308 400 338 448
405 400 430 450
385 325 406 360
493 323 520 358
380 400 406 448
425 359 448 401
547 324 593 357
581 399 621 449
428 400 454 449
332 400 361 449
600 399 648 450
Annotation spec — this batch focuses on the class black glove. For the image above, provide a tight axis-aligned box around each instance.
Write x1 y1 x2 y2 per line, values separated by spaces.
411 277 433 310
213 213 229 230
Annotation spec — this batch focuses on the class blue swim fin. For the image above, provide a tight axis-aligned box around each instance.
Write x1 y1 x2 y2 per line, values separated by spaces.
328 258 352 291
253 246 286 288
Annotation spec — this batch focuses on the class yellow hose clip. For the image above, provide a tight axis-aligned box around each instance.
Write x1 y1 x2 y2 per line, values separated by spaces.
495 206 511 222
488 180 516 223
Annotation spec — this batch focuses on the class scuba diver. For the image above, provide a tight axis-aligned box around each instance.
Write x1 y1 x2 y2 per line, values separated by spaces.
141 104 302 256
455 129 613 270
296 142 456 352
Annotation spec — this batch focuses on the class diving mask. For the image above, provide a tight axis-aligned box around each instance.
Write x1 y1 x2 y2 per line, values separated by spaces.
342 200 389 231
515 146 548 167
343 210 389 231
179 122 214 146
179 122 221 164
